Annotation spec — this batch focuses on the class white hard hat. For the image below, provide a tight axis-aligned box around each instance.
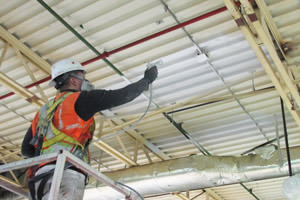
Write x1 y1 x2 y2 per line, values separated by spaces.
49 58 85 86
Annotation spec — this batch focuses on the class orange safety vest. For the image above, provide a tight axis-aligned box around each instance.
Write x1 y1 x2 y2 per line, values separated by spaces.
29 92 94 177
32 92 93 145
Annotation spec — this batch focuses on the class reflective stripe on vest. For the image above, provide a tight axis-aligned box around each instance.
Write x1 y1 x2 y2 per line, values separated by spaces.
51 92 93 145
40 92 84 149
32 92 94 164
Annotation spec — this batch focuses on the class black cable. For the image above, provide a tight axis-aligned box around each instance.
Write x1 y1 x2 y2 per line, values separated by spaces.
167 99 222 114
117 181 144 200
280 98 293 176
167 86 275 114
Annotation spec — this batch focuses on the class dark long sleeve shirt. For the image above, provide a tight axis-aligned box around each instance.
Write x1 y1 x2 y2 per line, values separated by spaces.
21 78 149 157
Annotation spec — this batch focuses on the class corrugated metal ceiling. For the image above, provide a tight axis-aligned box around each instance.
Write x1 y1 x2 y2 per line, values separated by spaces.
0 0 300 199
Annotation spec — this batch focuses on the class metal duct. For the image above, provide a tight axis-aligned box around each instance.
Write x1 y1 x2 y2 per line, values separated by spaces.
84 146 300 200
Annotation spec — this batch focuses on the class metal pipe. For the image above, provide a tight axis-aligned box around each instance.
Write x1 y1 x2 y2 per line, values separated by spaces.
0 4 229 101
87 146 300 200
280 97 293 176
81 6 227 66
84 0 254 66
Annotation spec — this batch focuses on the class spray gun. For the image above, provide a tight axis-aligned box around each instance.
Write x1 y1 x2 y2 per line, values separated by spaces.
146 59 162 87
146 60 163 70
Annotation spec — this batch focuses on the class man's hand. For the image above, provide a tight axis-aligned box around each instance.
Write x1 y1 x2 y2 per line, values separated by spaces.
144 66 158 84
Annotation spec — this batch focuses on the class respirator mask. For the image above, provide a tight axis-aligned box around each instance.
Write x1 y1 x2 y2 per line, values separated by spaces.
70 73 95 91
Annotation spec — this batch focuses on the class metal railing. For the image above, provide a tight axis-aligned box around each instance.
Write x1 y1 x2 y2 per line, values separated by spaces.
0 150 141 200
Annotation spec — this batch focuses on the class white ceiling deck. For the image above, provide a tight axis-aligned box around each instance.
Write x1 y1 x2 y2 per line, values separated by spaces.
0 0 300 200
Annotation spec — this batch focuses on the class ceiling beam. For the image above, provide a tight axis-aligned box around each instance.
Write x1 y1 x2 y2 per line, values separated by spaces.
239 0 300 108
0 25 51 74
90 114 138 167
205 189 224 200
101 110 170 160
1 159 20 184
174 193 191 200
0 149 21 161
254 0 285 55
0 71 44 107
93 140 137 167
0 175 28 198
0 31 46 108
116 135 131 159
251 0 300 85
111 118 170 160
223 0 300 129
0 40 8 67
13 46 48 102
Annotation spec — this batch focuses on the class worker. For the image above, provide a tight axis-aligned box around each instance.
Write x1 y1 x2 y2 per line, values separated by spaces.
21 58 158 200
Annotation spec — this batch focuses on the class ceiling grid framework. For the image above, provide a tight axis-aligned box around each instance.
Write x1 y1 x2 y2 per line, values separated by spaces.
0 0 299 200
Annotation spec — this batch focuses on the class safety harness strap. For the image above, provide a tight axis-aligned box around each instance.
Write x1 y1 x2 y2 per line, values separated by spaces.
37 174 51 200
29 92 94 200
40 92 84 149
28 162 73 200
28 168 54 200
28 92 73 200
42 122 83 149
46 92 72 119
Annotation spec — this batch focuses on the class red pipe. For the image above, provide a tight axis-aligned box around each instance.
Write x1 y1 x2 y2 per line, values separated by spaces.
0 77 51 100
81 6 227 66
0 5 230 101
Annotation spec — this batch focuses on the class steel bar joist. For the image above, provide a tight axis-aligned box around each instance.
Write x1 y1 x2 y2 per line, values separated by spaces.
223 0 300 130
240 0 300 106
0 25 51 74
0 26 47 107
0 175 28 198
0 71 45 107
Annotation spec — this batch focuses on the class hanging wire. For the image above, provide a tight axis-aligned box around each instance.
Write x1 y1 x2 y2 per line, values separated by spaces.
93 82 153 143
117 181 144 200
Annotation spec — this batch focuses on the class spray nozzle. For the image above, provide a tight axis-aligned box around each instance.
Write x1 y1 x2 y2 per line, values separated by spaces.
147 60 163 69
